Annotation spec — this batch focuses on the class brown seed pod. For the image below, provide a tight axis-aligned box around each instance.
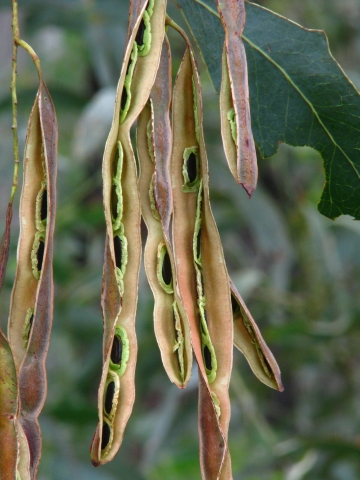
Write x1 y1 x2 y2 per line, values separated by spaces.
6 79 57 479
90 0 167 465
0 330 18 479
137 39 192 387
168 18 233 478
217 0 257 196
230 278 283 392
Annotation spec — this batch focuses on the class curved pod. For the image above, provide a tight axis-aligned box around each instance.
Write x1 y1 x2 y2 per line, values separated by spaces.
217 0 257 196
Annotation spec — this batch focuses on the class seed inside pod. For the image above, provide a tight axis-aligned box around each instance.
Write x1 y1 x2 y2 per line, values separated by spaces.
104 381 116 416
182 147 199 192
109 326 130 376
203 345 212 370
40 189 47 221
157 242 173 294
111 334 123 366
36 239 45 272
187 152 197 183
135 18 146 47
162 250 172 286
101 421 111 451
113 235 123 270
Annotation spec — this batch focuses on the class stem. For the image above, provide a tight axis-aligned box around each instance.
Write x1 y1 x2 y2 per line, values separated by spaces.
10 0 42 206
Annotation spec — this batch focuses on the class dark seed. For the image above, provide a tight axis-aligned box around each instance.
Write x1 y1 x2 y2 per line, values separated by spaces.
135 18 146 46
186 152 197 183
196 228 201 259
162 250 172 285
36 239 45 272
114 236 122 270
111 184 118 219
111 335 123 365
231 294 240 316
203 345 212 370
40 189 47 221
104 381 115 415
121 88 128 110
101 422 111 450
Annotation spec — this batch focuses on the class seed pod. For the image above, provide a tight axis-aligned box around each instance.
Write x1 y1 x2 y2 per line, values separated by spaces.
230 278 283 392
6 79 57 479
0 330 18 478
217 0 257 196
91 0 167 465
169 23 233 478
137 95 192 387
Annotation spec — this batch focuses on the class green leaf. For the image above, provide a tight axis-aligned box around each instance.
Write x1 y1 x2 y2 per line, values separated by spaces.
174 0 360 220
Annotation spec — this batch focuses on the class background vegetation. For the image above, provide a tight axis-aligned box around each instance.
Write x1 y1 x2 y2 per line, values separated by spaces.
1 0 360 478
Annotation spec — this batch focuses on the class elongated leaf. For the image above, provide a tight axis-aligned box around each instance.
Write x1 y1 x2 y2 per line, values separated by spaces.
175 0 360 220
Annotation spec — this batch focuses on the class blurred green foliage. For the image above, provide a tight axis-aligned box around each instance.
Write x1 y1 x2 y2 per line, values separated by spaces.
1 1 360 479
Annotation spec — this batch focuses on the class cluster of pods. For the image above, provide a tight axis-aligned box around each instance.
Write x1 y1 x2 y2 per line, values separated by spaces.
0 1 283 479
90 0 284 478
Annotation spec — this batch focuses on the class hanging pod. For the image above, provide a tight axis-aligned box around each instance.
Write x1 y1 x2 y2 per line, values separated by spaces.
168 18 233 479
91 0 167 466
216 0 258 196
137 42 192 388
6 79 57 479
0 330 18 479
230 279 283 392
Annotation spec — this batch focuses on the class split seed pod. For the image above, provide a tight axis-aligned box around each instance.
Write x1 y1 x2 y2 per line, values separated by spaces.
169 20 233 478
7 79 57 479
90 0 167 465
217 0 257 196
230 278 283 392
137 37 192 387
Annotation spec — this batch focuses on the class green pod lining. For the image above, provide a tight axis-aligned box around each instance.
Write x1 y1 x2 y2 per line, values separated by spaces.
113 226 128 295
192 77 200 143
22 307 35 349
100 417 113 458
147 118 155 164
156 241 173 294
31 231 45 280
211 391 221 418
182 147 200 193
198 296 217 384
135 0 155 57
120 42 138 124
172 302 185 382
111 142 124 231
149 173 160 221
35 181 47 231
103 371 120 420
227 108 237 143
109 326 130 377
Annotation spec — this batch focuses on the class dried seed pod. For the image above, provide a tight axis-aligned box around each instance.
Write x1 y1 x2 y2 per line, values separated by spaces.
7 79 57 479
217 0 257 196
169 25 233 478
91 0 167 465
137 58 192 388
230 278 283 392
0 330 18 478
